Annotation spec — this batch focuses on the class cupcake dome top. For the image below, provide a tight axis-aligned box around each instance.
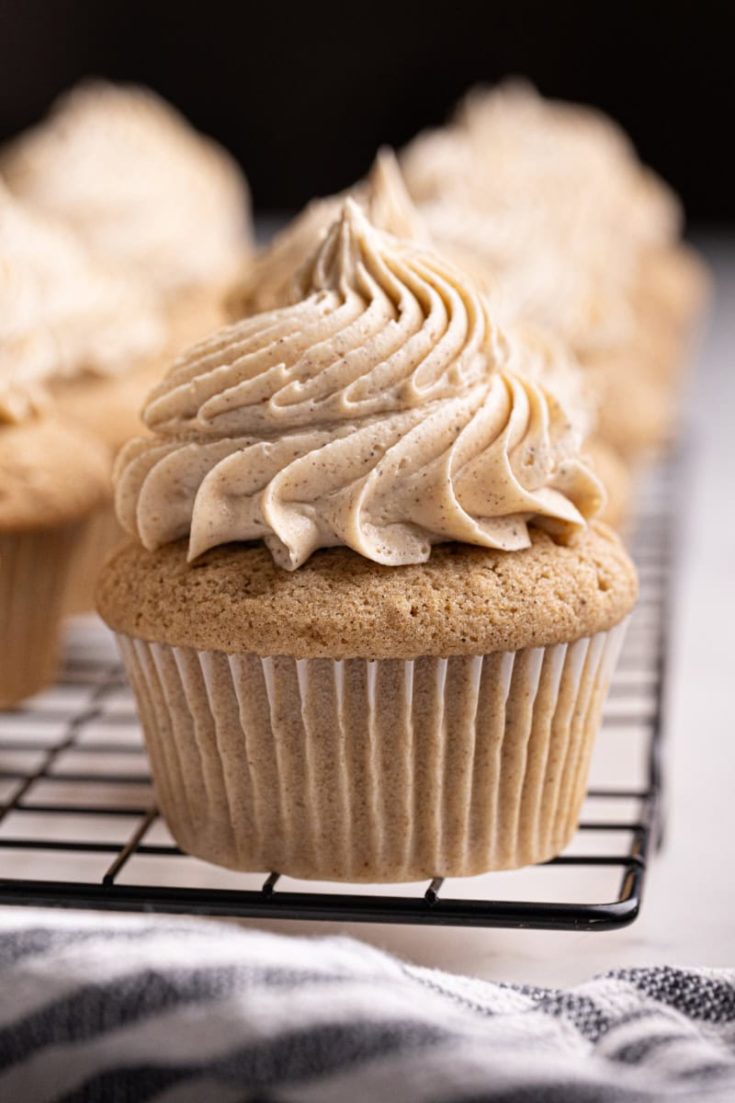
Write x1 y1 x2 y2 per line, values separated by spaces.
1 80 252 295
116 201 601 570
0 182 166 423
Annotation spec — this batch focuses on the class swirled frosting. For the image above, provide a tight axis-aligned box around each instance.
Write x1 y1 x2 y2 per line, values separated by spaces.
420 200 638 355
116 201 601 571
0 182 166 422
228 140 637 358
503 321 595 440
226 148 427 318
1 80 251 295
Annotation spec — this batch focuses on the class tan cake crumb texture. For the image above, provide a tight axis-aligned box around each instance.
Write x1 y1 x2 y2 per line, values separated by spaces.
97 522 638 660
0 416 111 532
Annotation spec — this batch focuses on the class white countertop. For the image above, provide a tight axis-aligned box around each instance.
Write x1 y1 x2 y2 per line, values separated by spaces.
239 235 735 982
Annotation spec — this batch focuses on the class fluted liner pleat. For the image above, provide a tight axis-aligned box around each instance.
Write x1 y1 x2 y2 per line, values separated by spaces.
116 622 628 881
1 524 82 707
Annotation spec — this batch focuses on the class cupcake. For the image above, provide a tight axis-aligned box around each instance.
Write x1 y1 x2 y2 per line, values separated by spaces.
97 202 637 881
0 389 109 706
2 84 254 602
1 80 252 346
0 180 170 611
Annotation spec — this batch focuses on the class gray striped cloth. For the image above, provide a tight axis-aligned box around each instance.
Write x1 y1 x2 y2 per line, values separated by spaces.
0 910 734 1102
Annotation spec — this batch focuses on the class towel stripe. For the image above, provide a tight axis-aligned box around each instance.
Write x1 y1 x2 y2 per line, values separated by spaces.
0 965 363 1071
57 1021 447 1103
0 914 733 1103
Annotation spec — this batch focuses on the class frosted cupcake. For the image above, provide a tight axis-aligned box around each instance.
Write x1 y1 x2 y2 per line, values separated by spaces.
98 203 637 881
1 80 252 348
0 340 109 704
0 181 170 611
401 81 709 460
0 414 109 706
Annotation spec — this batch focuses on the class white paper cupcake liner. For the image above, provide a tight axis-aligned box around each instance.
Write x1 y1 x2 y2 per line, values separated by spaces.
116 622 627 881
0 524 81 707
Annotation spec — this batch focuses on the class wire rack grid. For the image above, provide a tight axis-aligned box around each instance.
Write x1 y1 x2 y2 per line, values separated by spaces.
0 466 672 931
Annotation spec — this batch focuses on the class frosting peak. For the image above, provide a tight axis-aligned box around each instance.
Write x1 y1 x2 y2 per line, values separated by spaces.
226 148 427 319
357 148 428 242
143 199 492 440
117 203 601 570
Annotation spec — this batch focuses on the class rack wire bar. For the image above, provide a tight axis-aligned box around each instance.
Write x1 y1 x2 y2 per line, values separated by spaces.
0 464 672 931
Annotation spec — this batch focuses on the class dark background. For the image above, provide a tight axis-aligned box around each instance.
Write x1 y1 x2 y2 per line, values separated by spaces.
0 0 732 224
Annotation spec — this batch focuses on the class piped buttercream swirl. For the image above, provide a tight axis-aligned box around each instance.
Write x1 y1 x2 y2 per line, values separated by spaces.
116 201 601 570
226 148 427 318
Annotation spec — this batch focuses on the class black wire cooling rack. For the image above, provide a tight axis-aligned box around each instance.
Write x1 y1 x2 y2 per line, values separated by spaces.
0 465 671 931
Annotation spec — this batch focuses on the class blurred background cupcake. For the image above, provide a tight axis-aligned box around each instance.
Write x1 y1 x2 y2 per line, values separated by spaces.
1 185 112 703
1 83 254 610
400 81 709 464
0 180 170 614
0 412 109 706
1 80 253 347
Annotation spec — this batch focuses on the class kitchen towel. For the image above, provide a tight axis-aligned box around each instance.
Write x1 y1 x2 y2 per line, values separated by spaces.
0 909 733 1102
